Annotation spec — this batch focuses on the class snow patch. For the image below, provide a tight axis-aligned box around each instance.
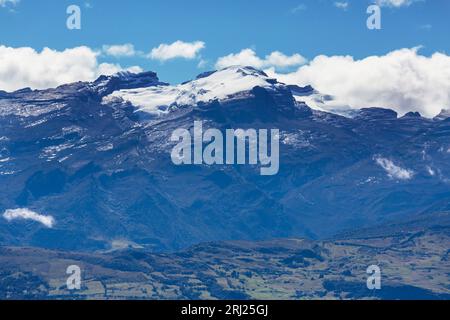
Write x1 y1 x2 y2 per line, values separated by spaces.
97 143 114 152
0 170 15 175
41 143 74 160
280 131 312 148
293 93 353 117
62 126 84 135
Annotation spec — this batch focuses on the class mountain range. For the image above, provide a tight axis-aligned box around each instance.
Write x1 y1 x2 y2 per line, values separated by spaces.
1 66 450 253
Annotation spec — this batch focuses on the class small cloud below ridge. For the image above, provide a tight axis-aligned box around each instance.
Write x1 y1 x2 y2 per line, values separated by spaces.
3 208 55 228
375 157 414 180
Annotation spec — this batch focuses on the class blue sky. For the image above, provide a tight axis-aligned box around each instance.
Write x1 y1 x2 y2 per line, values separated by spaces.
1 0 449 83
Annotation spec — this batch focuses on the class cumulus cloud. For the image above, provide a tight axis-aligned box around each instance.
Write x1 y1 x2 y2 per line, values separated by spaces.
3 208 55 228
265 51 307 68
0 45 143 92
149 40 205 62
96 63 143 76
375 157 414 180
102 43 136 57
375 0 423 7
266 48 450 118
216 49 307 70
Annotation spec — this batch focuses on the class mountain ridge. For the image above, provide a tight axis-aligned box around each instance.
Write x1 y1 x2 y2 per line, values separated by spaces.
1 66 448 120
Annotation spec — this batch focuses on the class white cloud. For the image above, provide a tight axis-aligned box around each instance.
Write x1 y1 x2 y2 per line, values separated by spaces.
375 0 422 7
149 40 205 62
266 48 450 118
334 1 349 10
215 49 307 70
375 157 414 180
0 0 19 7
216 49 262 69
3 208 55 228
0 45 143 92
96 63 143 76
265 51 307 68
103 44 136 57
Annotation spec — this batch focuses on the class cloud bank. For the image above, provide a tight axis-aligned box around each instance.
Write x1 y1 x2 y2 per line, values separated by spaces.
216 49 307 70
3 208 55 228
0 45 142 92
267 48 450 118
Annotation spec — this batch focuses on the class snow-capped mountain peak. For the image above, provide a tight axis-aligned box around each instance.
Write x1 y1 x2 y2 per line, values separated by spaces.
103 66 283 115
91 70 166 96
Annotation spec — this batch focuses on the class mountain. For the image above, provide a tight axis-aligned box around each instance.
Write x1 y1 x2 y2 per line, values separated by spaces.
1 66 450 252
